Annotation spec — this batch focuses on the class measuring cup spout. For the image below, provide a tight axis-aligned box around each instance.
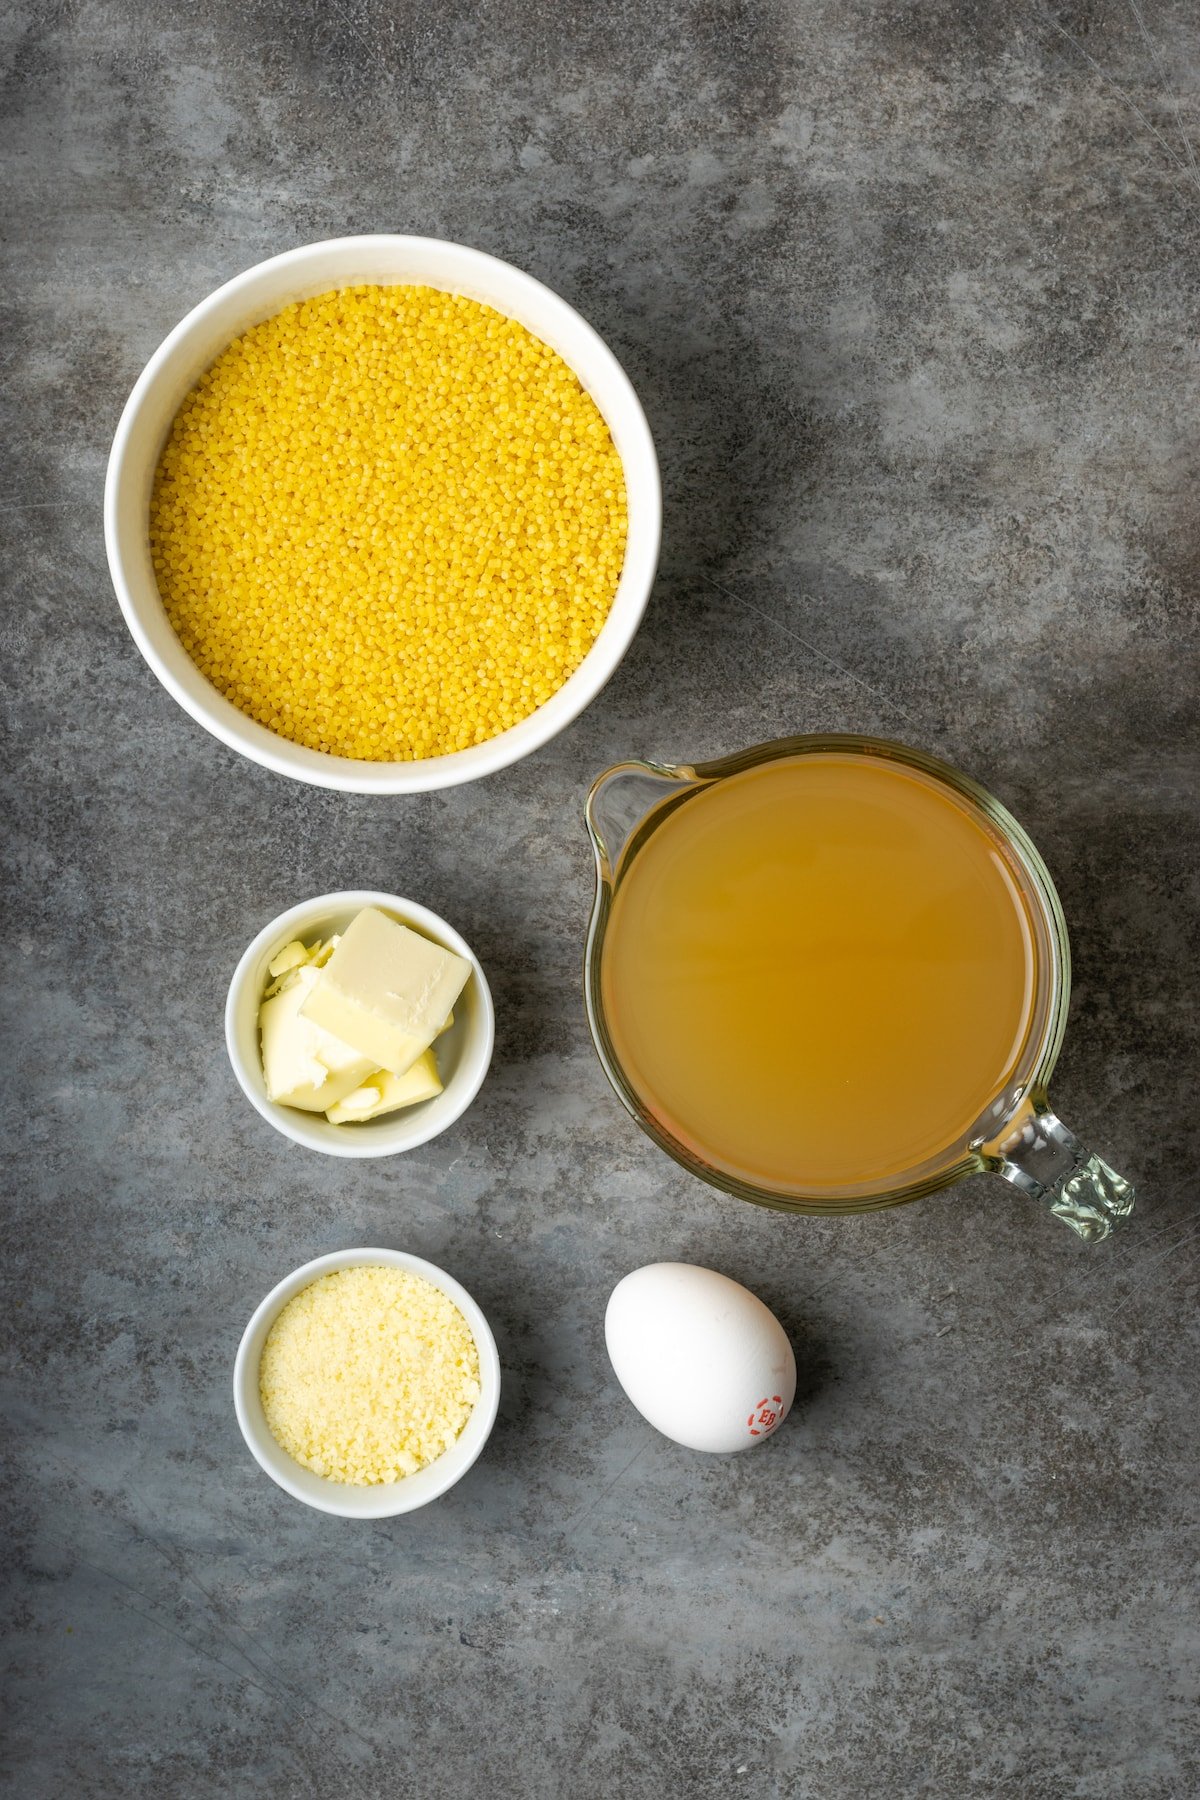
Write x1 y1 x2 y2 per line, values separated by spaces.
584 759 699 888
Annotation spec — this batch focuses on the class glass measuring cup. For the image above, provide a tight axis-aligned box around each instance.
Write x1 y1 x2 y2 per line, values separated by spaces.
584 735 1134 1242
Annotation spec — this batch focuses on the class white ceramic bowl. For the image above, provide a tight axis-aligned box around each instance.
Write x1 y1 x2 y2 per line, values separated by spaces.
234 1246 502 1518
104 233 661 793
225 889 494 1158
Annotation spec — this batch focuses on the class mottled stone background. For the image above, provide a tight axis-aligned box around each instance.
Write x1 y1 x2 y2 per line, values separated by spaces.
3 1 1199 1794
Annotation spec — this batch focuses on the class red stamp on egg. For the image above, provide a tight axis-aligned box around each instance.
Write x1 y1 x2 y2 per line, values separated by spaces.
748 1395 785 1438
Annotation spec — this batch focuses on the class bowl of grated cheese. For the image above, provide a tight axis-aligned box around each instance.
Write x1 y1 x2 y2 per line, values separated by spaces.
105 234 660 792
234 1247 502 1517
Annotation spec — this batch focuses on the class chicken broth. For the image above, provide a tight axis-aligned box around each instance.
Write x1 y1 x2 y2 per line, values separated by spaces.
599 753 1043 1191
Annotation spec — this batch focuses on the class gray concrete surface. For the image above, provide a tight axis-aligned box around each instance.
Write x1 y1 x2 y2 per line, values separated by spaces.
3 2 1199 1794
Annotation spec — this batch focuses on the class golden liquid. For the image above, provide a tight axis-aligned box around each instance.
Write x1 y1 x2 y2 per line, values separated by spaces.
600 753 1043 1191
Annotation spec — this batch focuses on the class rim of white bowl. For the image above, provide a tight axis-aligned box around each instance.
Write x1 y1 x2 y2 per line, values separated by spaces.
104 234 662 793
233 1247 502 1517
224 890 495 1159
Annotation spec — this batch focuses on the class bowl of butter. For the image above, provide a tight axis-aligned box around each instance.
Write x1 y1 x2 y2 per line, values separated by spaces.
226 890 494 1157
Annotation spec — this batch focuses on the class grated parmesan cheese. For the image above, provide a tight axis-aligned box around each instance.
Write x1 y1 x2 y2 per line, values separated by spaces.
259 1265 481 1485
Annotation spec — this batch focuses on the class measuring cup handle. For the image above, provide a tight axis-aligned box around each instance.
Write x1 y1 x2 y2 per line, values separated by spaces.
991 1102 1134 1242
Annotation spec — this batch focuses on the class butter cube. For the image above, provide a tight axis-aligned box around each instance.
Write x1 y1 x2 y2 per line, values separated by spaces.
264 933 342 999
325 1048 444 1124
260 965 377 1111
300 908 470 1077
268 940 310 981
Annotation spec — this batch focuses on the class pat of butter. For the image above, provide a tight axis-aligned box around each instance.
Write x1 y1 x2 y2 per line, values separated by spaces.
325 1048 444 1124
260 965 378 1111
268 940 310 980
263 933 341 999
300 908 470 1077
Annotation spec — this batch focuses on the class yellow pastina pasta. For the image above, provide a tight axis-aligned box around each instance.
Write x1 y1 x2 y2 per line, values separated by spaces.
149 284 628 761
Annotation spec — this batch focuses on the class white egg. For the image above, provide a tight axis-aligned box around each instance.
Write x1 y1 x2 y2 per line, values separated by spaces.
604 1262 797 1453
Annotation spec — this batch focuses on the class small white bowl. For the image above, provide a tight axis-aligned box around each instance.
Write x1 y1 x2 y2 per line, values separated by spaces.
104 233 661 793
225 889 494 1158
234 1247 502 1518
